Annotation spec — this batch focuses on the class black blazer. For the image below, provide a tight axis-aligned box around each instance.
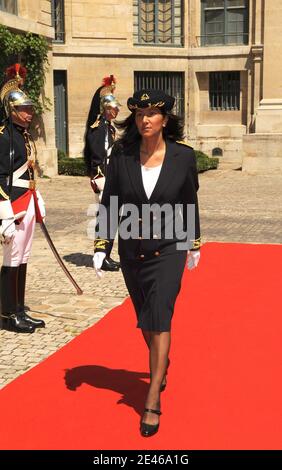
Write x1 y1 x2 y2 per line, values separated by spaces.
0 123 34 203
94 139 201 260
84 117 115 178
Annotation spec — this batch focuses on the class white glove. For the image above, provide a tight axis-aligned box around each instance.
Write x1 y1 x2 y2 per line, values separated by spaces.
187 250 200 270
93 252 106 279
94 176 106 192
0 218 16 244
36 189 46 220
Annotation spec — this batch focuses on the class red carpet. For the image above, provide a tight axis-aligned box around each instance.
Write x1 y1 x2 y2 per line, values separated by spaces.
0 242 282 450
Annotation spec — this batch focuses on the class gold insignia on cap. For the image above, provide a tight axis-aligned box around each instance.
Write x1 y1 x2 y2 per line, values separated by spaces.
141 93 150 101
152 101 165 108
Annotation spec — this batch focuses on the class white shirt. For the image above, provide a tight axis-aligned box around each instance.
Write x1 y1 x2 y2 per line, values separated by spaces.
141 163 163 199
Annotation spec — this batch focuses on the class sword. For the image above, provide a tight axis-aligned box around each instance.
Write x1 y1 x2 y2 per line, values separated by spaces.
39 220 83 295
33 191 83 295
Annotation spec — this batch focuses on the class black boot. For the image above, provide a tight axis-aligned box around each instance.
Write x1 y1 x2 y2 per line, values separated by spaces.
18 264 45 328
108 257 120 268
101 257 120 272
0 266 35 333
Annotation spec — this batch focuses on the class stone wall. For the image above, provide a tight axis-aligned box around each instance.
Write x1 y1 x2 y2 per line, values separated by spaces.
0 0 57 176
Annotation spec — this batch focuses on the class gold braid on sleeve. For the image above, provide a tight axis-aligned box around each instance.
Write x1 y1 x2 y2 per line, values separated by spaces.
190 237 202 250
0 186 9 200
94 238 110 251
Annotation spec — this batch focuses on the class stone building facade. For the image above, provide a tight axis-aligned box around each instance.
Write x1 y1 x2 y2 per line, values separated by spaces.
52 0 282 172
2 1 282 173
0 0 57 176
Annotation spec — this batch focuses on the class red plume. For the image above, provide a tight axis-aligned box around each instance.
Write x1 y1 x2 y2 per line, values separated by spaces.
5 63 27 86
102 75 117 87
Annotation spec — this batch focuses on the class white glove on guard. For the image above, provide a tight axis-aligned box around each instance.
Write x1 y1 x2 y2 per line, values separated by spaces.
187 250 200 270
36 189 46 220
93 252 106 279
0 218 16 244
94 176 106 193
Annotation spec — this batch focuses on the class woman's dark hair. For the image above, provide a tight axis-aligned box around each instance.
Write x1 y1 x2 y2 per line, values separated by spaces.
115 109 185 149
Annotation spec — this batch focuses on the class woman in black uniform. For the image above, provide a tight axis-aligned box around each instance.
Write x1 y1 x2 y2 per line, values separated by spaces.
93 90 201 436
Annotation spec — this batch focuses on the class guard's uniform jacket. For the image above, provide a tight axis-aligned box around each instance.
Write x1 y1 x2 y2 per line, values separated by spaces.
94 139 201 260
0 123 35 219
84 116 115 179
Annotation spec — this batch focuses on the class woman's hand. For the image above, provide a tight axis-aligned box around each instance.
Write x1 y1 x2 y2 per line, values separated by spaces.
93 252 106 278
187 250 200 270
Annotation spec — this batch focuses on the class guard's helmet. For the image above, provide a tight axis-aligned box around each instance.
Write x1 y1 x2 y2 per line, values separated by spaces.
86 75 121 128
99 75 121 113
0 64 34 116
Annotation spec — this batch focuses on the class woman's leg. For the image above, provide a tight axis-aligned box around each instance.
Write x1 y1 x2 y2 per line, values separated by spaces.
141 329 169 390
141 329 151 348
142 331 171 426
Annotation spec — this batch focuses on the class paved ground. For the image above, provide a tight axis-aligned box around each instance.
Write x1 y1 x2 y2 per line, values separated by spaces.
1 167 281 388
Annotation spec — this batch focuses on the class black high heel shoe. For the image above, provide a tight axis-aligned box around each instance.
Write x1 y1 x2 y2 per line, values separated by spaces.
160 358 170 392
140 408 162 437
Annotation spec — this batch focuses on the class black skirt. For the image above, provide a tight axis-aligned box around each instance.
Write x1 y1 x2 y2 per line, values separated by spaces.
121 249 187 332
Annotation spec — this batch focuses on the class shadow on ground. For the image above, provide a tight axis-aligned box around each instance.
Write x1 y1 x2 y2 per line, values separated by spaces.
65 365 150 417
64 253 93 267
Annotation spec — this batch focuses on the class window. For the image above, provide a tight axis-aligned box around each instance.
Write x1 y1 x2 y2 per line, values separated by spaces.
201 0 249 46
209 72 240 110
134 71 184 116
0 0 17 14
133 0 183 46
51 0 65 43
54 70 68 154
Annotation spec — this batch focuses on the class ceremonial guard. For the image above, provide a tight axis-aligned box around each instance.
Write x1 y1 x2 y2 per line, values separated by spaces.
0 64 46 333
84 75 121 272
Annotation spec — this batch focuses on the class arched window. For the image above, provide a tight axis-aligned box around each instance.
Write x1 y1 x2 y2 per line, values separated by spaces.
212 147 223 157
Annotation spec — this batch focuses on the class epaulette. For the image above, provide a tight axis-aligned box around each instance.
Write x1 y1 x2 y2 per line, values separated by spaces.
176 140 193 149
0 125 5 135
90 116 101 129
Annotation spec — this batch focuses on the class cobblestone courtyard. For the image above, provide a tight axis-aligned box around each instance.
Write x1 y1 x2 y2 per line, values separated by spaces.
1 168 281 388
